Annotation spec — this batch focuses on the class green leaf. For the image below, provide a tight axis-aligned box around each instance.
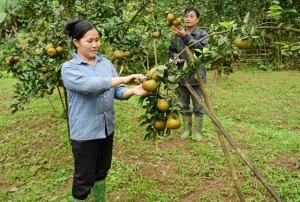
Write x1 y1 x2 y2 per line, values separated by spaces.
167 82 179 90
284 24 294 30
250 26 255 35
284 8 297 13
0 0 6 12
243 12 250 24
269 5 282 10
219 21 235 30
291 46 300 51
267 10 282 17
167 75 176 82
0 13 6 23
156 65 167 70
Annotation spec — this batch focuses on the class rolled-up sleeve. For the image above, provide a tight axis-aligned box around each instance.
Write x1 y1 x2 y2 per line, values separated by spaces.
182 29 209 51
62 63 112 94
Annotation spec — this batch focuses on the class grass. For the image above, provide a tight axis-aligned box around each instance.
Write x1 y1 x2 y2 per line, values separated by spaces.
0 68 299 202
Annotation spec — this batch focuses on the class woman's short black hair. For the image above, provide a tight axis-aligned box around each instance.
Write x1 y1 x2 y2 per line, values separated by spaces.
64 19 96 41
184 8 200 18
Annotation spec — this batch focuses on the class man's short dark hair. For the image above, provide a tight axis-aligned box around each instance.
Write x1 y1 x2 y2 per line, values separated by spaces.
184 8 200 18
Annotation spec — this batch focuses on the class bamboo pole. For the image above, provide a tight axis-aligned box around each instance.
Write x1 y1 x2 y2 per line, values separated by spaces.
195 72 245 202
185 46 245 200
57 86 66 116
209 70 218 109
58 86 70 141
182 79 282 202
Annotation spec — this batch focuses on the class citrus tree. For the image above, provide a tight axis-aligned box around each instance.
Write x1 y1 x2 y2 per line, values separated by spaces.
137 0 299 139
0 0 299 117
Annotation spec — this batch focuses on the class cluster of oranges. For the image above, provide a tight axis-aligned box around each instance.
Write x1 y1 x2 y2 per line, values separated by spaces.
5 55 20 72
141 67 181 131
113 48 142 60
34 43 64 75
43 43 64 58
165 13 182 30
142 67 160 92
153 99 181 131
34 43 63 58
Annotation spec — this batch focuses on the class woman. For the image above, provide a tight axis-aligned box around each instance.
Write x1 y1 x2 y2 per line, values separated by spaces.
62 19 149 202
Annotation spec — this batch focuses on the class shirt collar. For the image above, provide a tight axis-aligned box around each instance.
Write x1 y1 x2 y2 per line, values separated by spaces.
72 52 104 65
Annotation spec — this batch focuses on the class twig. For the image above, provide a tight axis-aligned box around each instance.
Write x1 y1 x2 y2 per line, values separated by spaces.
256 26 300 33
121 0 151 40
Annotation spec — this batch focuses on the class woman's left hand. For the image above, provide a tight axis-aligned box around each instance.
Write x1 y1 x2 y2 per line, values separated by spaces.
131 84 151 96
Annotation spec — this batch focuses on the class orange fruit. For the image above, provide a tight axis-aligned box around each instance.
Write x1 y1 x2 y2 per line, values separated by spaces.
171 25 180 31
166 20 172 26
167 13 175 21
45 43 54 51
113 50 125 59
153 119 166 132
225 57 232 65
46 89 53 95
8 56 14 62
151 32 160 39
56 46 63 53
156 99 170 112
172 18 181 26
47 47 57 58
34 48 40 55
40 67 49 74
5 60 11 66
233 37 253 50
232 50 239 57
12 66 19 72
38 90 45 97
212 56 226 66
147 67 161 81
142 79 157 92
39 76 46 81
132 47 142 55
166 117 181 129
13 56 20 62
124 50 132 57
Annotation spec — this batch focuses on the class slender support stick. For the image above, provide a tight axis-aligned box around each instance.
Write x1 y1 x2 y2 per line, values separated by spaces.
46 95 57 115
209 70 218 104
57 86 66 115
182 79 282 202
62 86 70 141
194 73 245 202
153 39 158 67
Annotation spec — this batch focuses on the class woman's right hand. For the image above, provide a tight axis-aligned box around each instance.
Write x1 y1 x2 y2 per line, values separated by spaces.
123 74 147 84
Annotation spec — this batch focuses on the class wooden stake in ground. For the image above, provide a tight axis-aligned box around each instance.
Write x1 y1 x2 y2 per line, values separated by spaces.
182 79 282 202
197 72 245 202
185 46 245 201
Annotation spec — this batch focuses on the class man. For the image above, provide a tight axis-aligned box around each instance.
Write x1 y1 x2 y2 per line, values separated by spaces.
168 8 209 142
